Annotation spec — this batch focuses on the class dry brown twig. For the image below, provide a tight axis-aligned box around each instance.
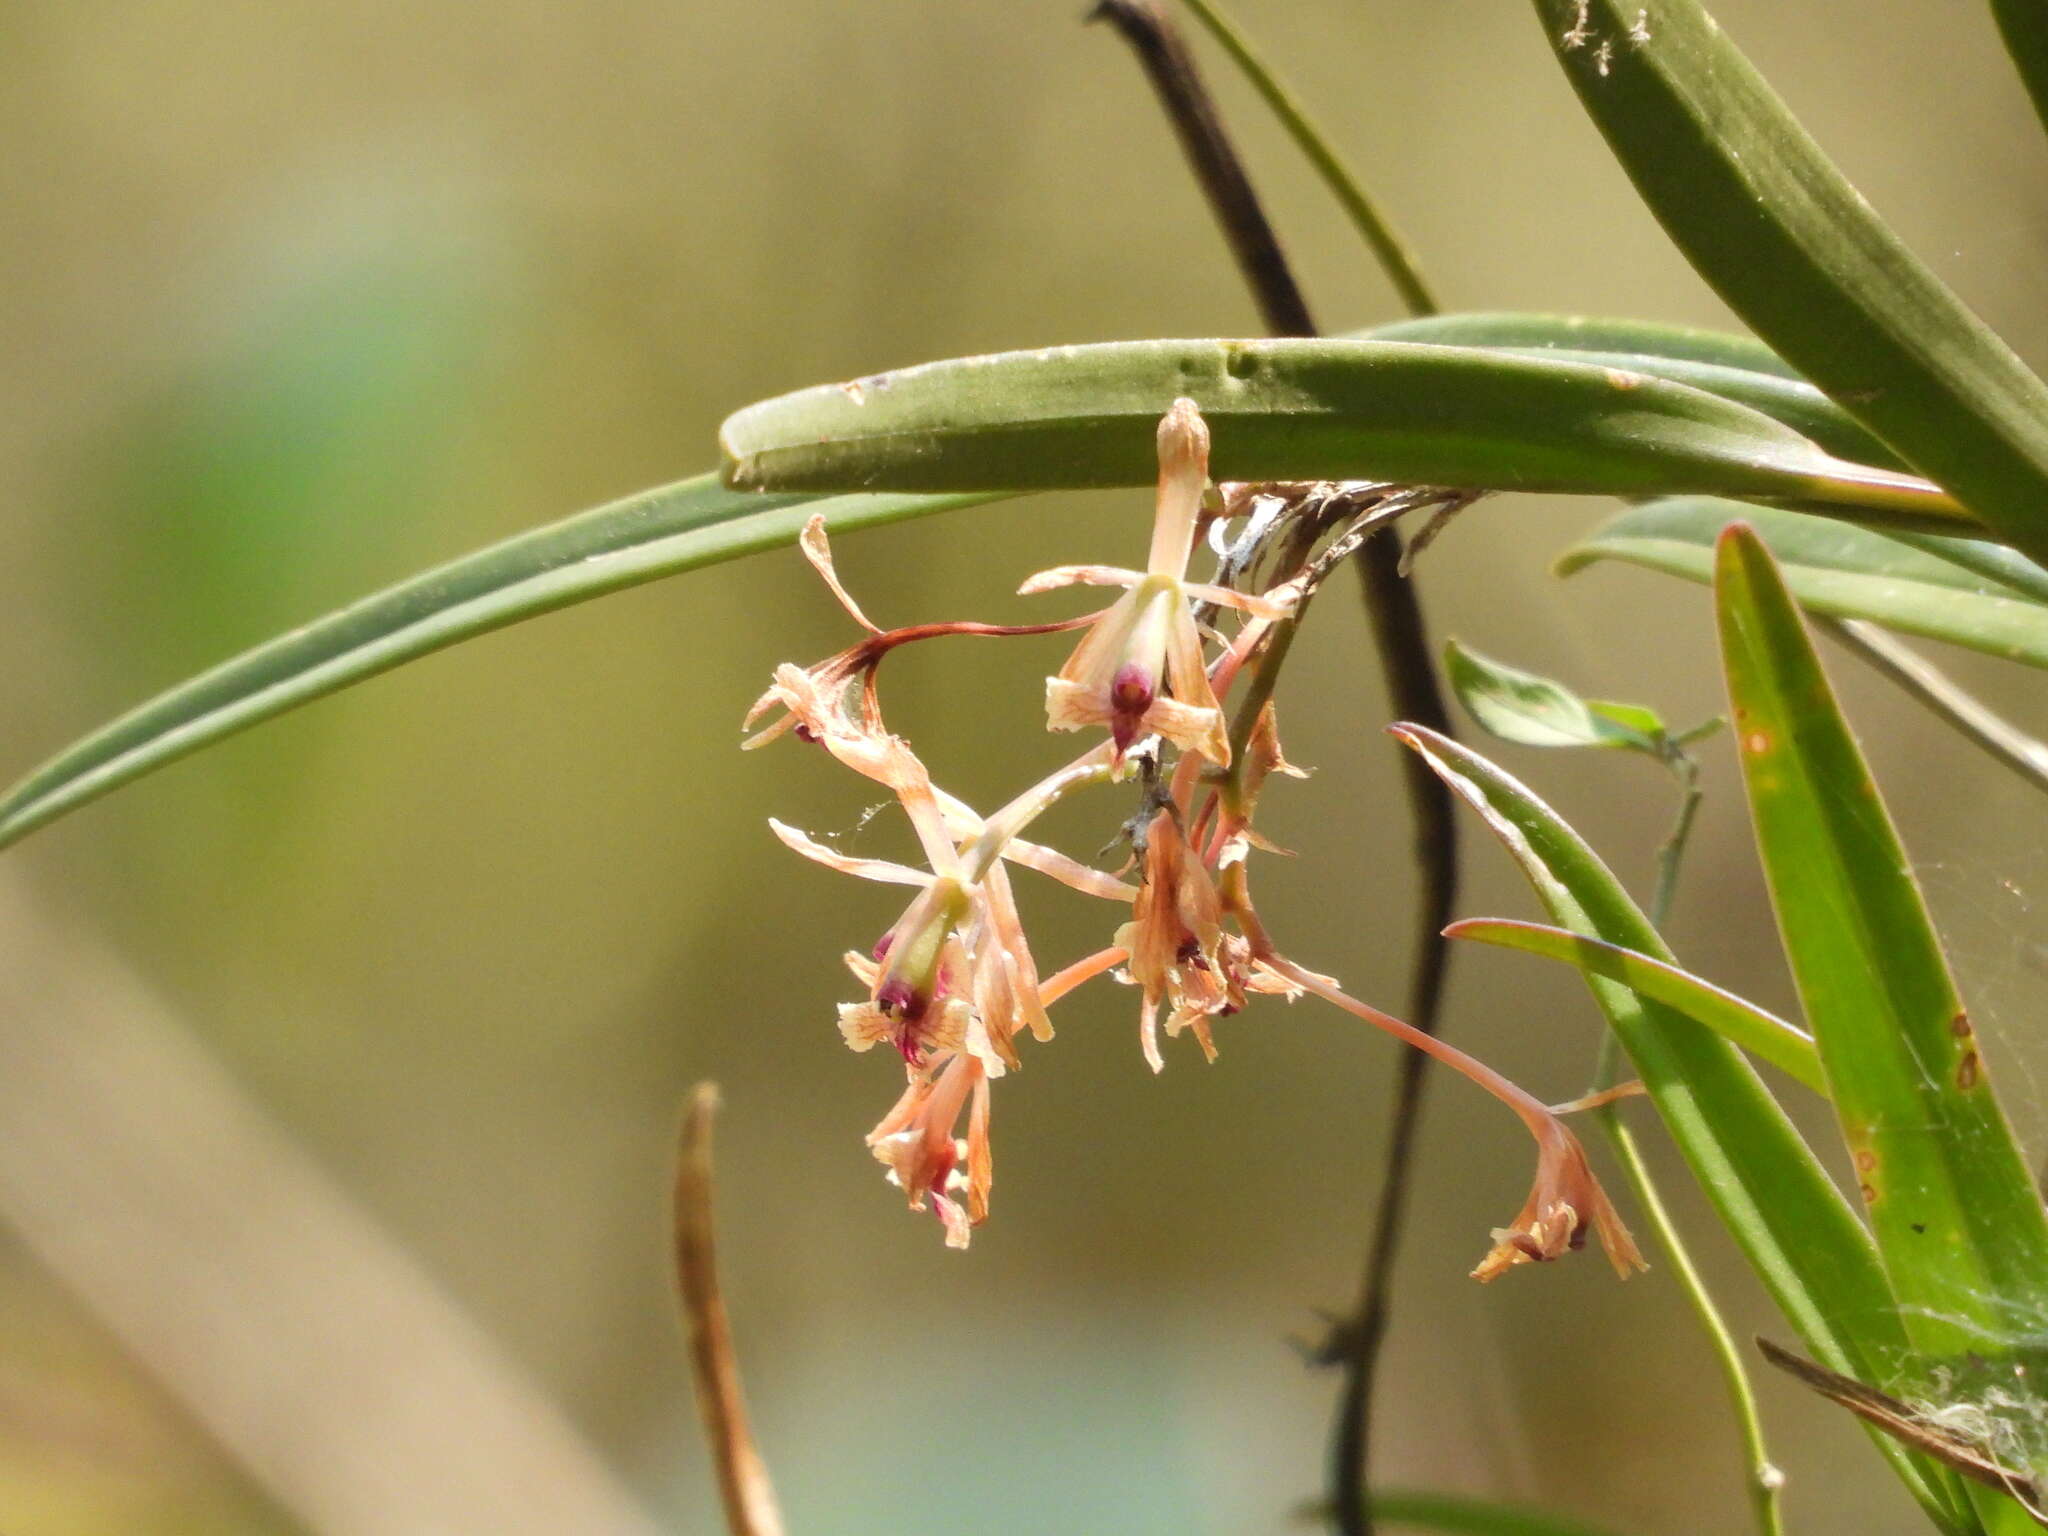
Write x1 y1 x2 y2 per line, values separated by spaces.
674 1084 787 1536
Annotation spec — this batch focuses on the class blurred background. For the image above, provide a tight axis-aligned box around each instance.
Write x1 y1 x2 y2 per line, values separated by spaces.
2 2 2047 1531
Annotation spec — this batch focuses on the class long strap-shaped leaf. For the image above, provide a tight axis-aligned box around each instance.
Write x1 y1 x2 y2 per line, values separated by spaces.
1716 525 2048 1508
1364 313 1899 467
1368 312 1802 379
1368 1488 1628 1536
1563 500 2048 668
1529 0 2048 566
1444 919 1824 1095
718 338 1959 527
1391 723 1962 1530
0 477 1000 851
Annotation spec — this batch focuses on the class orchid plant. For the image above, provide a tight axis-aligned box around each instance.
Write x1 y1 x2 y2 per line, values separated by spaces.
10 2 2048 1534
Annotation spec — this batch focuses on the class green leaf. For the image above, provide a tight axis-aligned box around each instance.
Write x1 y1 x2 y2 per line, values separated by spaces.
1586 699 1675 740
1368 311 1800 378
1529 0 2048 566
1990 1 2048 141
1370 1488 1629 1536
718 338 1963 529
1445 918 1825 1094
1884 529 2048 608
0 475 1002 851
1716 524 2048 1488
1364 313 1899 467
1390 723 1962 1530
1444 639 1662 752
1561 500 2048 668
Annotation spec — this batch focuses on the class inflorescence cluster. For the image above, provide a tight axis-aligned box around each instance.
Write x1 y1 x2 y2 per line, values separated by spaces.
744 399 1645 1283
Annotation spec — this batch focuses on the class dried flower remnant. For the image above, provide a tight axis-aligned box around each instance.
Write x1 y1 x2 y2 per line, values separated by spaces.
867 1050 990 1249
1114 805 1294 1070
1470 1116 1644 1283
1025 398 1292 766
1271 957 1646 1284
742 514 1101 771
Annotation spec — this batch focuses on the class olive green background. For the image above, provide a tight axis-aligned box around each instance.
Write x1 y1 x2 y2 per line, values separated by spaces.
2 3 2046 1531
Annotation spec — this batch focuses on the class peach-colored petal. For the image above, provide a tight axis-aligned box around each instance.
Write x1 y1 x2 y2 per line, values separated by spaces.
1147 399 1210 577
1470 1122 1645 1283
741 662 835 750
1160 606 1231 765
934 1188 974 1249
739 704 799 751
769 819 932 886
999 837 1138 902
799 513 883 633
1045 676 1112 734
1178 580 1294 622
966 1075 993 1224
888 756 966 878
1168 1009 1219 1063
1018 564 1146 595
837 1002 894 1052
978 864 1052 1044
1048 582 1152 691
1138 997 1165 1074
1142 694 1230 765
866 1053 982 1249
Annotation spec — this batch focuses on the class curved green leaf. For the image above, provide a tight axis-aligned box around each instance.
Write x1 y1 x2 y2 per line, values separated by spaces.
1717 525 2048 1489
1445 640 1661 752
1885 529 2048 608
0 475 1001 851
718 338 1962 528
1446 918 1824 1094
1371 1488 1628 1536
1367 312 1801 378
1490 349 1901 471
1530 0 2048 566
1561 499 2048 668
1390 723 1961 1530
1364 314 1898 466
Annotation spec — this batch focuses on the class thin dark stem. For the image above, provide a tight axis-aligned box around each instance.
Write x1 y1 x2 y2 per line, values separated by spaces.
1089 10 1456 1533
1330 544 1458 1536
1171 0 1439 317
1088 0 1316 338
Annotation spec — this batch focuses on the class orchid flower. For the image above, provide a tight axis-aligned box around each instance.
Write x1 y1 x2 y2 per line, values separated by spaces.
770 741 1134 1244
1271 956 1646 1283
1023 399 1292 767
867 1050 990 1250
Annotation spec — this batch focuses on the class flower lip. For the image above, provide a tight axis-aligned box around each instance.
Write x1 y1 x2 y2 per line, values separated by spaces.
1109 662 1157 750
876 977 927 1024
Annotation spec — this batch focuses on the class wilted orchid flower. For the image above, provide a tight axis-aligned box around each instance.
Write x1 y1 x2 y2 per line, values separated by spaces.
1271 956 1646 1285
867 1050 990 1250
1471 1115 1646 1284
1118 807 1231 1071
746 513 1105 773
1024 399 1292 766
742 517 889 763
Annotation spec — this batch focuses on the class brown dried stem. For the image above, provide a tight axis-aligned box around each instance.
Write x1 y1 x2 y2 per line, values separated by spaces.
674 1084 787 1536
